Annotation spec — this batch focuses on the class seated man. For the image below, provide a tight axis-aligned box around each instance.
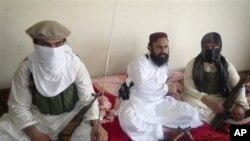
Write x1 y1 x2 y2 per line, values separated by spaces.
182 32 250 125
0 20 107 141
118 32 203 141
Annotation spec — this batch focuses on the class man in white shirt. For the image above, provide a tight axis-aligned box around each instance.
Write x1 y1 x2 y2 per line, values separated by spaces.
0 20 107 141
118 32 203 141
183 32 250 125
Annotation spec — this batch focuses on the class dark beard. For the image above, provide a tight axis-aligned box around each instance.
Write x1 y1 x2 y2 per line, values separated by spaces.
150 52 169 67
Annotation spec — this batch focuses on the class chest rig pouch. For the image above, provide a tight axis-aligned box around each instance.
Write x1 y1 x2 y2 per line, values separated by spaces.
29 73 79 115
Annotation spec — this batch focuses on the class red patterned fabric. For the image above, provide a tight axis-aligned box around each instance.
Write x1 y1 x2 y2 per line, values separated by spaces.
93 86 131 141
189 123 229 141
94 86 116 109
102 117 131 141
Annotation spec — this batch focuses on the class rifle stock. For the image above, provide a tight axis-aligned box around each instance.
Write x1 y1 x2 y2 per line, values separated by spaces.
211 75 249 131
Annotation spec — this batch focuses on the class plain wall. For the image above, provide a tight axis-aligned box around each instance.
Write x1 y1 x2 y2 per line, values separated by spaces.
0 0 250 89
247 2 250 67
0 0 3 88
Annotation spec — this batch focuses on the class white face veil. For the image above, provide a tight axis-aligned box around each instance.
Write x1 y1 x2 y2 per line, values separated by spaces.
28 44 76 97
35 44 66 76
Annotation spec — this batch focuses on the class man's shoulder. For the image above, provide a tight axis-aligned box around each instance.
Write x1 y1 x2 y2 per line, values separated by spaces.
224 58 236 71
18 59 29 71
13 59 30 79
186 57 196 66
134 54 148 62
129 54 149 65
65 52 83 69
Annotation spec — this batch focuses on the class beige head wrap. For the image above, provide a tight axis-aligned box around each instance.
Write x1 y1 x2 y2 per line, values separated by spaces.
26 20 71 40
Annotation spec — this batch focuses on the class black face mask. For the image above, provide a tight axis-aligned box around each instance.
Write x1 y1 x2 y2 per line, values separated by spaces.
204 49 221 63
150 52 169 67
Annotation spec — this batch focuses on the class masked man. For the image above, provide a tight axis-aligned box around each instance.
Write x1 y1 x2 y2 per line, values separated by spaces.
0 20 107 141
183 32 250 125
118 32 203 141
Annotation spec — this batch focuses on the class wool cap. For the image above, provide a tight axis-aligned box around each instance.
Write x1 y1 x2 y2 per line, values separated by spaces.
26 20 71 40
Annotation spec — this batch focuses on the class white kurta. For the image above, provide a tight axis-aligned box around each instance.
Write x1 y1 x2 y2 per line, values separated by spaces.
118 55 203 141
0 54 99 141
182 58 250 124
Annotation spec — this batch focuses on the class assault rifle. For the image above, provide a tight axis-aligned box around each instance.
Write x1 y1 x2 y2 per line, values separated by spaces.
211 75 250 131
57 93 99 141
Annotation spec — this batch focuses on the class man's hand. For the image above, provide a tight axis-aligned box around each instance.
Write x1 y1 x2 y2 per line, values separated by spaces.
90 120 108 141
23 125 51 141
201 95 224 114
231 105 245 121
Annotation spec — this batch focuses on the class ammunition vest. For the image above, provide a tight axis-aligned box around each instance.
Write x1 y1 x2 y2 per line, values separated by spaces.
29 73 79 115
